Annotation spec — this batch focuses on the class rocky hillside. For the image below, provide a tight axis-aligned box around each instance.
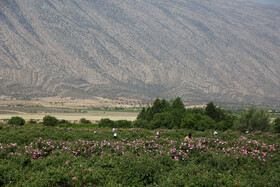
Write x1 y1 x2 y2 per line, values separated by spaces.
1 0 280 107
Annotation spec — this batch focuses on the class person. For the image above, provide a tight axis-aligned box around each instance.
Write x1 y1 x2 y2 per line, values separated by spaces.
113 133 117 139
112 128 116 132
214 131 218 136
185 133 191 141
246 131 250 135
156 131 160 138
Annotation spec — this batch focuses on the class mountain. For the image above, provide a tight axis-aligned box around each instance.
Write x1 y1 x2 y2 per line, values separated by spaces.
1 0 280 107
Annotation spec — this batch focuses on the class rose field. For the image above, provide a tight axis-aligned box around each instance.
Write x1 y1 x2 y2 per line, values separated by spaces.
0 125 280 186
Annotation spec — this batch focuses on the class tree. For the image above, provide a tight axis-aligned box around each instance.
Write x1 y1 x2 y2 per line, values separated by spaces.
133 119 149 129
98 118 115 128
43 115 58 126
59 119 69 124
161 99 171 112
115 120 132 128
170 97 186 128
205 102 216 119
150 112 174 129
181 113 215 131
252 109 270 131
171 97 186 112
8 116 25 126
146 98 163 122
273 118 280 133
205 102 226 122
237 106 270 132
80 118 91 124
215 115 236 131
137 107 147 120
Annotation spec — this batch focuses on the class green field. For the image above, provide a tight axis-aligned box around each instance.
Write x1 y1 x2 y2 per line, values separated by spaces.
0 124 279 186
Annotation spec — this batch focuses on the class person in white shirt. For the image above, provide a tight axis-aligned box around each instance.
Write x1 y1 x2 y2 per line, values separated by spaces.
214 131 218 136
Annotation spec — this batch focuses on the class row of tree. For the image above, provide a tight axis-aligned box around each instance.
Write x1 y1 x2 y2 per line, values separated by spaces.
133 97 280 132
133 98 235 131
4 97 280 133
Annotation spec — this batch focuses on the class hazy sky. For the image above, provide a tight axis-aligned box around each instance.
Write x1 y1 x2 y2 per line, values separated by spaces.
238 0 280 5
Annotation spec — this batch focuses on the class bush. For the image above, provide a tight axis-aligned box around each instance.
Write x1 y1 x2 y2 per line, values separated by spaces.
115 120 132 128
273 118 280 133
59 119 69 124
181 113 216 131
150 112 174 129
29 119 37 124
133 119 149 129
236 106 270 132
43 115 58 126
8 116 25 126
98 118 115 128
80 118 91 124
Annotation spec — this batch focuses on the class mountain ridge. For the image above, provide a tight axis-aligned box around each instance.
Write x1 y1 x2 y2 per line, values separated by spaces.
0 0 280 107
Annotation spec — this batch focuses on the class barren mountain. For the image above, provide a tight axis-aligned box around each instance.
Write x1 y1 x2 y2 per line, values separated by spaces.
0 0 280 107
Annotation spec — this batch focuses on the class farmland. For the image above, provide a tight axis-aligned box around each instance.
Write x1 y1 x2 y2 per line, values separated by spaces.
0 125 279 186
0 111 137 123
0 97 141 123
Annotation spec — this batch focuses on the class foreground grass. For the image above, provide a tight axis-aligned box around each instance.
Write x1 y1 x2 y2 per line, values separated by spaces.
0 125 279 186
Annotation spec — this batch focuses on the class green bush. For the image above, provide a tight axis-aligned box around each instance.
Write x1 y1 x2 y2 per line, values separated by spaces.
236 106 270 132
273 118 280 133
43 115 58 126
98 118 115 128
29 119 37 124
115 120 132 128
133 119 149 129
80 118 91 124
181 113 216 131
59 119 69 124
150 112 174 129
8 116 25 126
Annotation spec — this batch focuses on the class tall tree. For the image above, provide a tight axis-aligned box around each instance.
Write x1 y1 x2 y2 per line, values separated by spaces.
205 101 226 122
171 97 186 112
238 106 270 132
171 97 186 128
146 98 162 122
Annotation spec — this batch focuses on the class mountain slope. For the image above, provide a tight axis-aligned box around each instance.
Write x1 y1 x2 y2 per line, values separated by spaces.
1 0 280 106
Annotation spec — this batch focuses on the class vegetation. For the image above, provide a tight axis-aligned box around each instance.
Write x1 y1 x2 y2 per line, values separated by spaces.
135 98 236 131
0 126 279 186
43 115 59 126
80 118 91 124
1 97 280 186
98 118 132 128
28 119 37 124
234 106 270 132
8 116 25 126
273 118 280 133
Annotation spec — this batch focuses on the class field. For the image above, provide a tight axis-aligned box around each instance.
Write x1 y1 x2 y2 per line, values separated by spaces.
0 97 141 123
0 125 279 186
0 111 138 123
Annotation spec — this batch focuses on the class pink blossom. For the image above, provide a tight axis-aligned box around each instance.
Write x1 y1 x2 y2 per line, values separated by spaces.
73 177 77 180
89 168 92 172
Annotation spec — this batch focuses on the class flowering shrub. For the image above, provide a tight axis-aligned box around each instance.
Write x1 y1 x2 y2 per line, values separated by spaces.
0 126 279 186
